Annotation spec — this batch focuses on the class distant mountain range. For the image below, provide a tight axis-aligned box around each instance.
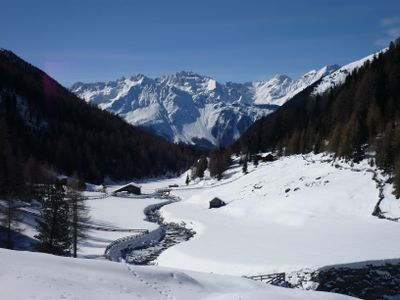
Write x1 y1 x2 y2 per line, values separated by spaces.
71 65 341 147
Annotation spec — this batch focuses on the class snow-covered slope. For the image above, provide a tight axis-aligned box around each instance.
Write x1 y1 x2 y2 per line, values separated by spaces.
18 190 168 257
139 154 400 276
72 66 339 147
313 49 387 95
0 248 354 300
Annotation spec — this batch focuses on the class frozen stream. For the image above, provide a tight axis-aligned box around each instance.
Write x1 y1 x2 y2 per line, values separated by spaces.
105 195 195 265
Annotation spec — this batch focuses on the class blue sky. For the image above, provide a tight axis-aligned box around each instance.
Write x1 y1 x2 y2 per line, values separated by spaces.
1 0 399 86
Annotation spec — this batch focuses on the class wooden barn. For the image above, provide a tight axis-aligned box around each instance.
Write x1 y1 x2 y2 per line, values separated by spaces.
113 183 141 195
209 197 226 209
261 153 275 162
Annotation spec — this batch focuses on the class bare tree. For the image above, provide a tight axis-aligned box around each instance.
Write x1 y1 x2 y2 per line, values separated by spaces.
0 139 24 249
66 175 90 258
0 196 21 249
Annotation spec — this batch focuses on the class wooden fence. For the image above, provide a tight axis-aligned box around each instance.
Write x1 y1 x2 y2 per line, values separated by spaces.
244 272 288 287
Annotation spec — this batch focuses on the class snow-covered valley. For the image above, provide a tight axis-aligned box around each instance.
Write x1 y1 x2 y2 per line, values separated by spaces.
145 154 400 276
3 153 400 299
2 1 400 299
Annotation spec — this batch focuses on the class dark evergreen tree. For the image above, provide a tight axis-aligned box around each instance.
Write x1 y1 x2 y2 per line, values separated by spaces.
191 156 208 179
242 158 248 174
185 174 190 185
34 182 71 256
208 147 231 180
393 157 400 199
253 154 259 167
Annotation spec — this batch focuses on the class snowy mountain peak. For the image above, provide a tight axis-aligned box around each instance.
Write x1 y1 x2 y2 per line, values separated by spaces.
323 64 342 74
271 74 292 82
175 70 201 77
128 73 147 81
72 65 339 147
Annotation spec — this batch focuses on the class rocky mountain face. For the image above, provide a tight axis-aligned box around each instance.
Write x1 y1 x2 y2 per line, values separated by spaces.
72 65 339 147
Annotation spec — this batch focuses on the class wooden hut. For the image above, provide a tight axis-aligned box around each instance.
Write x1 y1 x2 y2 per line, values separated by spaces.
113 183 141 195
261 153 275 162
209 197 226 209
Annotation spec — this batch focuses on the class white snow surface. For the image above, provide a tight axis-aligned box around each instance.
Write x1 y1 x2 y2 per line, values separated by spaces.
71 66 339 147
140 154 400 276
4 153 400 299
18 190 167 257
0 248 355 300
79 194 166 257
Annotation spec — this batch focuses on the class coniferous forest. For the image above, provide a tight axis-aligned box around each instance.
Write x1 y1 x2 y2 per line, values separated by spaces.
229 39 400 195
0 50 202 251
0 49 198 191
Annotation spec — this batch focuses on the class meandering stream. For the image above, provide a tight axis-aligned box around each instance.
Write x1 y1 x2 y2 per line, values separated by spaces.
105 195 195 265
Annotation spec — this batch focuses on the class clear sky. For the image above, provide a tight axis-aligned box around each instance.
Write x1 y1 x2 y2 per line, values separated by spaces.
1 0 399 86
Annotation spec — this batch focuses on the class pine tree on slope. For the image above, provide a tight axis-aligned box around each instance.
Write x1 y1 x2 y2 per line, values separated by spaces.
34 182 71 256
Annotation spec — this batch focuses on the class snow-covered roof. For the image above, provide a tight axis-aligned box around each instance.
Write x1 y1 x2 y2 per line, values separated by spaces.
112 182 142 193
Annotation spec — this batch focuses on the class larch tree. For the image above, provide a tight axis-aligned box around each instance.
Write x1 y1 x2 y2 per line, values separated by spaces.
66 174 89 258
0 130 25 249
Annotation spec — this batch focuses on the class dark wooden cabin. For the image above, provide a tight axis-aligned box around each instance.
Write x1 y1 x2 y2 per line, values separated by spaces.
262 153 275 162
113 183 141 195
209 197 226 209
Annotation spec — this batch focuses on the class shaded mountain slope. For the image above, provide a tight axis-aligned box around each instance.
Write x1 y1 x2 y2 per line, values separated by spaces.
232 41 400 195
0 49 197 184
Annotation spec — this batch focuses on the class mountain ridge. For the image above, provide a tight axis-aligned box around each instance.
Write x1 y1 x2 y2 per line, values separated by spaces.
72 65 340 147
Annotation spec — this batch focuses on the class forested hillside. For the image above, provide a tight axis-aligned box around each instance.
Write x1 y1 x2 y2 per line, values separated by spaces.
0 50 197 188
231 40 400 195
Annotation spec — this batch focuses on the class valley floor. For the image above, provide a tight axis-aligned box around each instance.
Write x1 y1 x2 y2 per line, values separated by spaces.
144 154 400 276
2 153 400 299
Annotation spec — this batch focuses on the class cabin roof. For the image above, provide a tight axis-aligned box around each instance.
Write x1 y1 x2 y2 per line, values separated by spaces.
122 182 142 188
112 182 142 193
261 153 273 157
210 197 224 202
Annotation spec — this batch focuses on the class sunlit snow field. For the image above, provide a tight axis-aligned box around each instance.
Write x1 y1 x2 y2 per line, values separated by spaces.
4 153 400 300
0 248 354 300
142 154 400 275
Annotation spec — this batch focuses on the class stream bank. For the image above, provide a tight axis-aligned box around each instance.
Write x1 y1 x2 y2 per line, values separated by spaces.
105 195 195 265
